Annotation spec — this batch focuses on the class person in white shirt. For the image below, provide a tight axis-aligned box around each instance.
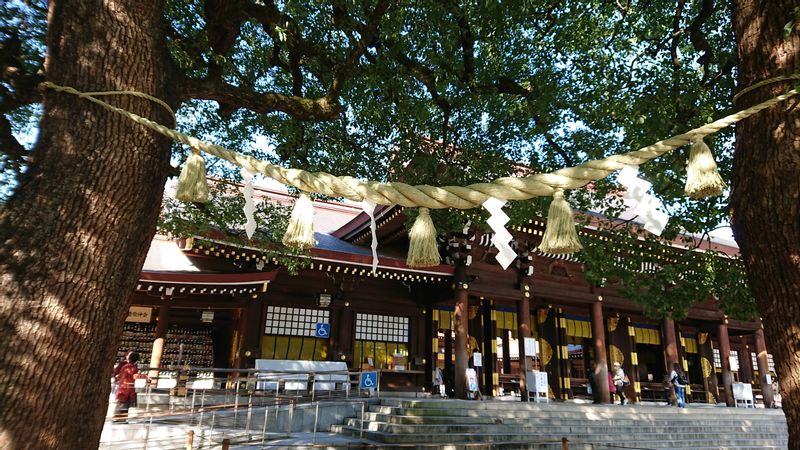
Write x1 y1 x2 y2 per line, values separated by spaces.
670 363 687 408
612 362 626 405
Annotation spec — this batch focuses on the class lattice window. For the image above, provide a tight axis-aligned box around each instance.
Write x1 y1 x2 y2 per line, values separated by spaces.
264 306 329 336
713 348 721 368
355 313 408 343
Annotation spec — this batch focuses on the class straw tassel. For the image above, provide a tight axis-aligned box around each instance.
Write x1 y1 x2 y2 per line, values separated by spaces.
175 149 210 203
406 207 441 267
282 192 316 250
539 189 582 254
684 136 726 198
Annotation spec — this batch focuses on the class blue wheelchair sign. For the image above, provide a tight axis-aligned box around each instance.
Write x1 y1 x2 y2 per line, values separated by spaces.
360 371 378 389
315 322 330 338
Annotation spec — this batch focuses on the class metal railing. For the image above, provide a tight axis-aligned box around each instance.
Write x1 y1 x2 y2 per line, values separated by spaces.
104 366 380 449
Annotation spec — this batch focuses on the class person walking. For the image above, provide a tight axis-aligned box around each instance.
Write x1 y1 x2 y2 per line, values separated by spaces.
113 351 143 422
662 373 674 406
612 362 627 405
607 370 616 404
670 363 687 408
587 361 598 403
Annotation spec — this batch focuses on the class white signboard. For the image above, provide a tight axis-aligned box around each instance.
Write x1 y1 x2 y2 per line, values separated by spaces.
472 352 483 367
524 338 539 357
729 356 740 371
191 378 215 390
156 376 178 389
525 370 549 403
126 306 152 323
765 374 772 385
466 368 479 392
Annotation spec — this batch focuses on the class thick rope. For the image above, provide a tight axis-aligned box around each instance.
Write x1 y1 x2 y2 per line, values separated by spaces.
733 73 800 102
40 82 176 122
40 80 798 209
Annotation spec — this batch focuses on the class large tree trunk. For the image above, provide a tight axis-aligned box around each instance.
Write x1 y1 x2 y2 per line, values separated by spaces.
0 0 173 448
731 1 800 448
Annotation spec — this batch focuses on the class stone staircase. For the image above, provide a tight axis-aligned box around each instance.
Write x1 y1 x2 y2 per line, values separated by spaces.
330 398 789 449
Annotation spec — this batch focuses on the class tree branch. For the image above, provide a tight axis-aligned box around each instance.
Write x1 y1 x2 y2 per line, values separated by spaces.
0 114 27 171
447 0 475 86
203 0 246 81
1 33 44 114
541 128 575 167
180 78 341 120
688 0 715 85
327 0 393 101
383 39 453 114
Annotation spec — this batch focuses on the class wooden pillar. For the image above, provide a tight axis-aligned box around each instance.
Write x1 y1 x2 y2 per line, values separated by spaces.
591 298 610 404
697 331 719 403
482 300 497 396
741 342 754 384
754 327 774 407
454 264 469 399
555 308 569 400
238 298 264 368
328 306 342 361
425 306 434 391
501 329 511 375
627 317 641 403
662 317 679 368
718 321 735 407
516 285 532 401
444 324 453 396
337 307 354 365
149 303 170 380
662 317 678 405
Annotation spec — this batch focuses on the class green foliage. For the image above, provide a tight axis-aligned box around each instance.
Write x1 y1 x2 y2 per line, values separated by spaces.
158 183 307 274
2 0 755 316
581 226 757 321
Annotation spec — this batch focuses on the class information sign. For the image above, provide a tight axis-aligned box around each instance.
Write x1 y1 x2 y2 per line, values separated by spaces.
360 371 378 389
315 322 330 338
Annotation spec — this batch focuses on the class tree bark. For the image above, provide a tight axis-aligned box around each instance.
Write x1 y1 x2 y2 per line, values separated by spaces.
731 0 800 447
0 0 173 448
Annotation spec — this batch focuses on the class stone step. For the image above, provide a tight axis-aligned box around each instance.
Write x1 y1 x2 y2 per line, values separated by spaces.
345 417 784 436
361 411 787 429
382 399 782 412
374 400 785 414
328 398 791 449
330 425 788 448
368 405 784 423
341 422 782 442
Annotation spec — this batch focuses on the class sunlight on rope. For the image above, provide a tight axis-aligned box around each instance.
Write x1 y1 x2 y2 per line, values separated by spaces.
39 76 799 263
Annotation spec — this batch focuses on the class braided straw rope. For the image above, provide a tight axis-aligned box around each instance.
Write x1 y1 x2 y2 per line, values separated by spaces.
41 80 798 209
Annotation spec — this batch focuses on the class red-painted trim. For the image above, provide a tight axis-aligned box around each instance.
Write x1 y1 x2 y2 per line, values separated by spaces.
139 271 279 285
309 248 455 275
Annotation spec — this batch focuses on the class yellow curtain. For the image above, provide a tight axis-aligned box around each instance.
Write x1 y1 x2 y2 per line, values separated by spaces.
565 319 592 338
634 327 662 345
684 337 698 354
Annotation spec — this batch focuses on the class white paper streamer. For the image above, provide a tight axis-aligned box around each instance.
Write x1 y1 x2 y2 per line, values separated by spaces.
362 200 379 273
482 197 516 270
635 194 669 236
241 167 257 239
618 165 669 236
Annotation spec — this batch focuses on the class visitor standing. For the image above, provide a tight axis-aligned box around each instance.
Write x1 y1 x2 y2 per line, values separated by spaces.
670 363 687 408
114 351 142 422
662 373 673 406
607 370 616 404
612 362 627 405
587 361 597 403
